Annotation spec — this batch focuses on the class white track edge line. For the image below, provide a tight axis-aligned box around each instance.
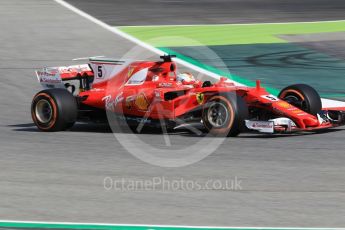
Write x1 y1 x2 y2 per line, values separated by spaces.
0 220 341 230
32 6 342 230
12 1 345 227
54 0 225 82
53 0 344 105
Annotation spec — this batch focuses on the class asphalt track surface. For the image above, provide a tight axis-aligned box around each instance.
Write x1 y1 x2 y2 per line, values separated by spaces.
66 0 345 25
1 0 345 227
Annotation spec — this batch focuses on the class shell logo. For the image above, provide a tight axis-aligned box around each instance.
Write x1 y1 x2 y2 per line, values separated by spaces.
135 93 149 111
277 101 291 109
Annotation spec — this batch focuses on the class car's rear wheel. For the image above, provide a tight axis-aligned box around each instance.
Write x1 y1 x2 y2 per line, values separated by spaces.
278 84 322 115
202 93 248 137
31 88 77 131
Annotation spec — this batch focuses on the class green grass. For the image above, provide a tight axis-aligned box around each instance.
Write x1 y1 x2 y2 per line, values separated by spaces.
119 21 345 99
119 21 345 46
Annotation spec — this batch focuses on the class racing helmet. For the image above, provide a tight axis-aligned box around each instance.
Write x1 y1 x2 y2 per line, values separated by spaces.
176 72 195 83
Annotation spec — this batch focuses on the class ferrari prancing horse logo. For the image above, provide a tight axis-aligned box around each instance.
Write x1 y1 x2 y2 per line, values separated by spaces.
196 93 204 105
128 66 134 77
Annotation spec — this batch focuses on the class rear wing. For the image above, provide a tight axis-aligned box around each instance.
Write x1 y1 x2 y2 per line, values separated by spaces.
35 64 92 89
35 67 65 89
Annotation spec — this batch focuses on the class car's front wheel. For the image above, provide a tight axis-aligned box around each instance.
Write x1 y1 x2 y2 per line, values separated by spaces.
278 84 322 115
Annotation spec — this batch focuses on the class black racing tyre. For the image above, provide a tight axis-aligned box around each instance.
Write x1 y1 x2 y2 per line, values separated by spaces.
202 93 248 137
278 84 322 115
31 88 78 131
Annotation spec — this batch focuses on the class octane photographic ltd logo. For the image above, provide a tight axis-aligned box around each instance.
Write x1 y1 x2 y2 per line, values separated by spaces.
103 176 243 192
105 36 232 167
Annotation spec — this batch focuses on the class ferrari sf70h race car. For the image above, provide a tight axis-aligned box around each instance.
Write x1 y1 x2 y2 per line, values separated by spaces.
31 55 345 136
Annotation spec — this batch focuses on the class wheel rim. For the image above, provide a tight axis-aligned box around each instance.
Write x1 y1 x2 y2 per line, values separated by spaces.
207 101 229 128
35 99 53 123
284 94 308 111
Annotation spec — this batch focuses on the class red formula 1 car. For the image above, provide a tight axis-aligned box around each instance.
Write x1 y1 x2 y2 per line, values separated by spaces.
31 55 345 136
